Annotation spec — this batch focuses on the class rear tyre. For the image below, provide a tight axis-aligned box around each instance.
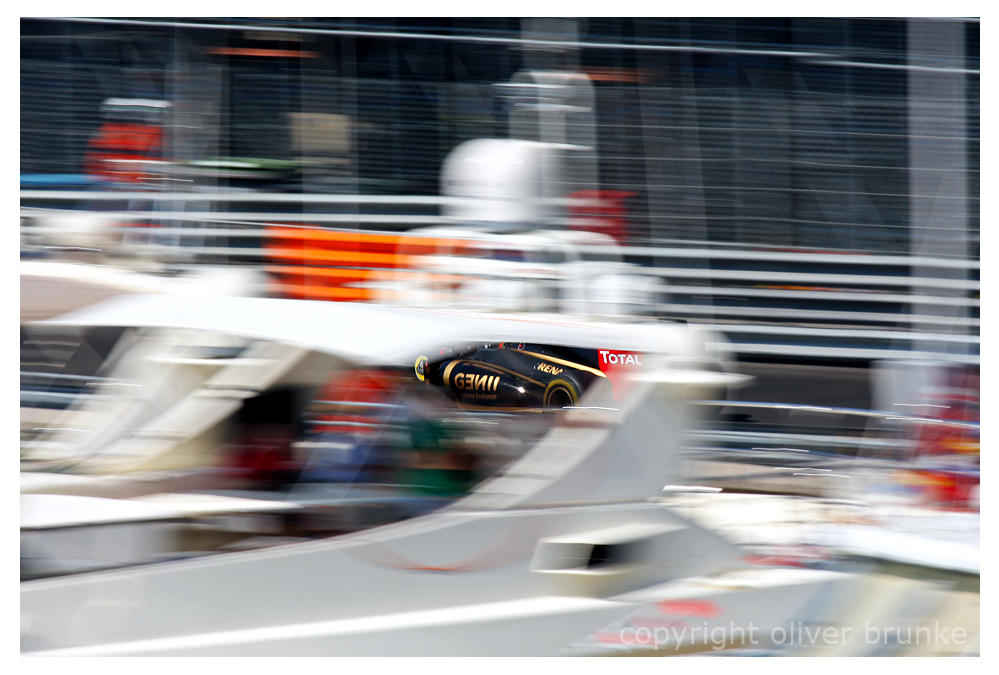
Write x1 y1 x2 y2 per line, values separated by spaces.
543 378 579 410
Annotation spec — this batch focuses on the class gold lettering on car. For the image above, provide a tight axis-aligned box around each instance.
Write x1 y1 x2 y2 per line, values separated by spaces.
536 363 563 375
454 372 499 391
452 371 502 393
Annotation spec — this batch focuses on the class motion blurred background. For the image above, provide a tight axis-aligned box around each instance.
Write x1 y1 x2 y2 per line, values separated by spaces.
20 17 979 656
20 17 979 345
21 15 979 429
21 17 980 240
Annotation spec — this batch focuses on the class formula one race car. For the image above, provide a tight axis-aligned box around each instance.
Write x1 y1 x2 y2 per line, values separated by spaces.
414 343 642 410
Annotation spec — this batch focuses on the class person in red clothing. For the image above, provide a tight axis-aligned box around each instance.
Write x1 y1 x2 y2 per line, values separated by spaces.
83 99 169 185
222 387 302 489
907 367 980 509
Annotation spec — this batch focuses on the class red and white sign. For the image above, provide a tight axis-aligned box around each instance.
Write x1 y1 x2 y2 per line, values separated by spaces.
598 350 644 397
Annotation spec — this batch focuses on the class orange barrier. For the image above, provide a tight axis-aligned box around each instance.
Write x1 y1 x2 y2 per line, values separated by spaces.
265 226 474 302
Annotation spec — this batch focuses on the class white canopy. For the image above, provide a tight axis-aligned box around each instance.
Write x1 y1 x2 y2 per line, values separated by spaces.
38 295 697 368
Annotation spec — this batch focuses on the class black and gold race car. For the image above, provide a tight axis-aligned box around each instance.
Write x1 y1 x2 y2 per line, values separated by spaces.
414 343 619 410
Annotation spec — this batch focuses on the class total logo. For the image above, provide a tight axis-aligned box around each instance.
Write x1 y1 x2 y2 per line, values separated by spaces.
599 350 643 367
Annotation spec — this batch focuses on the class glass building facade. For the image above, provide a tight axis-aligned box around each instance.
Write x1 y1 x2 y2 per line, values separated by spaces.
21 18 979 255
